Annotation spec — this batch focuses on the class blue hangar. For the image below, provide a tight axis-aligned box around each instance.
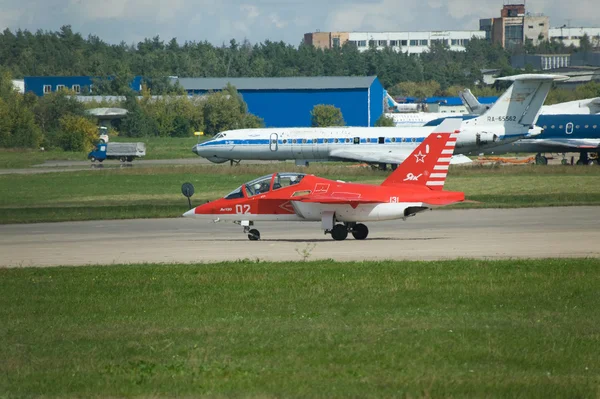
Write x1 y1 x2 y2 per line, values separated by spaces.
175 76 385 128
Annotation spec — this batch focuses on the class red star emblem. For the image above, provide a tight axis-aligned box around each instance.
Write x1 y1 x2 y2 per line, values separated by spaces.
414 151 426 163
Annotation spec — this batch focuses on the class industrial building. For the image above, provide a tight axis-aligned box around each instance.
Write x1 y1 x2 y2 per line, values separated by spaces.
549 27 600 47
304 30 485 54
173 76 384 127
479 3 549 48
24 76 142 96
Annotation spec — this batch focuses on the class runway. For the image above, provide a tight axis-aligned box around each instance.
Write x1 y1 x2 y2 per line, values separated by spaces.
1 207 598 268
0 158 284 175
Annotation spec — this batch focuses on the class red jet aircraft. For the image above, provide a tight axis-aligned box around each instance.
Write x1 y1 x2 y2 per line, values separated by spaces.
184 118 465 240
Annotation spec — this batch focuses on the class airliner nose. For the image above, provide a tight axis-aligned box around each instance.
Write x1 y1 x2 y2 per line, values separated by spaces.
192 144 199 155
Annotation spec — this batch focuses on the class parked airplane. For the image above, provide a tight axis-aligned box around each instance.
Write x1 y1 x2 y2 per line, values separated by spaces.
193 74 566 169
386 112 456 127
460 88 600 116
184 119 465 241
482 114 600 165
432 91 600 164
389 90 600 127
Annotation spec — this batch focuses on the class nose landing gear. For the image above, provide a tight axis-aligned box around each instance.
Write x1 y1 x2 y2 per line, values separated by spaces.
235 221 261 241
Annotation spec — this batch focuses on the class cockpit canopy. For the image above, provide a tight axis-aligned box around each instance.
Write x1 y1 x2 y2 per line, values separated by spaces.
213 132 227 140
224 173 306 199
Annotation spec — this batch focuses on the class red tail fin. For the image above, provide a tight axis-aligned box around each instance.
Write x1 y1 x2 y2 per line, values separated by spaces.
381 118 462 190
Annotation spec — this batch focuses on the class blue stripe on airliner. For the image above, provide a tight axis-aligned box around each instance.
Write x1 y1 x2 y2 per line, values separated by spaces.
199 133 526 148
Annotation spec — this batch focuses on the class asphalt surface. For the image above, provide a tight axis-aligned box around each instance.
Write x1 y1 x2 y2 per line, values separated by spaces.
0 158 287 175
1 207 598 268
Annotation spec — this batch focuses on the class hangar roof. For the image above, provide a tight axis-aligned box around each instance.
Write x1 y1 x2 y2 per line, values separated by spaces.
174 76 378 91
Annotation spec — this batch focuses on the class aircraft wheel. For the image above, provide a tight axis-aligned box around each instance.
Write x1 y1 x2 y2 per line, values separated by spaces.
98 159 104 163
588 159 599 166
120 157 126 162
248 229 260 241
535 155 548 165
90 156 96 162
331 225 348 241
391 164 398 171
352 223 369 240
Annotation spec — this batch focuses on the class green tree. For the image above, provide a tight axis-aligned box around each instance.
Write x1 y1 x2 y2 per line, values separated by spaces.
0 69 42 148
375 114 395 127
310 104 345 127
120 94 158 137
57 115 98 151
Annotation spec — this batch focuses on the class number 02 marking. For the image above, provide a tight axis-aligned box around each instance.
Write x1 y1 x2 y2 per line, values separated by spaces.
235 204 251 214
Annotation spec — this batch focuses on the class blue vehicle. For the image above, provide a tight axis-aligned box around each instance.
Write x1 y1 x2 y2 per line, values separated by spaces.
88 142 146 163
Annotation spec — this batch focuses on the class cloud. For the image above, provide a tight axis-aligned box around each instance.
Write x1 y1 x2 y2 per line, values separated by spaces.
1 0 599 46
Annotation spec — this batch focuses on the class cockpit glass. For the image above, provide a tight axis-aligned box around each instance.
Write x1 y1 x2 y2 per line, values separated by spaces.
272 173 306 190
224 186 243 199
244 174 274 197
214 133 226 140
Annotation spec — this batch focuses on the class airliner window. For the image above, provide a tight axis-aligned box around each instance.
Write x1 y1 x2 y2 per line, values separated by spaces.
292 139 297 144
585 125 589 129
225 186 244 199
302 139 307 144
353 137 360 144
391 137 396 142
334 138 339 143
283 139 287 144
559 125 563 129
411 138 416 143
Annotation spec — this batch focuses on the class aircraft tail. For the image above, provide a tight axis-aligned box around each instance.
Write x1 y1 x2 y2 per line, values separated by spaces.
381 118 462 191
470 74 568 130
459 88 487 115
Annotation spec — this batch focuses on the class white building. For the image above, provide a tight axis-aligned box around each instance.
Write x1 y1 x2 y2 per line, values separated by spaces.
11 79 24 93
304 30 486 55
346 31 486 54
549 27 600 47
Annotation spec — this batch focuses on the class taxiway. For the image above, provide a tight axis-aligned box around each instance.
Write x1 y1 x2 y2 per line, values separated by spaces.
1 207 598 268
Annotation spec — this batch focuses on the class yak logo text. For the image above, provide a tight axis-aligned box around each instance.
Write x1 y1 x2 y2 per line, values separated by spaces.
403 173 422 181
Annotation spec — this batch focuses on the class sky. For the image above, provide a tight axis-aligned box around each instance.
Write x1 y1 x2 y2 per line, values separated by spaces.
1 0 598 46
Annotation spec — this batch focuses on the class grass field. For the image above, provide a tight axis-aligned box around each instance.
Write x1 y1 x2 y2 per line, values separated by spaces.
1 259 599 397
0 137 200 168
1 163 599 224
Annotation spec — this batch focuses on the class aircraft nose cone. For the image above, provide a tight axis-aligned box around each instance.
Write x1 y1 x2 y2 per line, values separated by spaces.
192 145 199 155
183 208 196 217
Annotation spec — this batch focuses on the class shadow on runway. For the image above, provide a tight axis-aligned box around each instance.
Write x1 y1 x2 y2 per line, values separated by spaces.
189 237 443 243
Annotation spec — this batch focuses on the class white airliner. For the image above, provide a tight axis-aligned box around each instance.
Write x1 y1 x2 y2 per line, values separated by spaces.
193 74 567 167
386 112 457 127
460 88 600 116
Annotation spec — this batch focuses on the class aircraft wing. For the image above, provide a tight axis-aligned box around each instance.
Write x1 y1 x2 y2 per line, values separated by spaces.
291 195 381 208
328 147 412 164
329 147 472 165
523 138 600 149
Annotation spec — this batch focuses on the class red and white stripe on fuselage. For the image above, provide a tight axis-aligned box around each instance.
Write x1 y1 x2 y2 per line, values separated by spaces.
425 131 458 190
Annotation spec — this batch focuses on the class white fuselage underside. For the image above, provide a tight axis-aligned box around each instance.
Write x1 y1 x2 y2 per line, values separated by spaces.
189 202 427 223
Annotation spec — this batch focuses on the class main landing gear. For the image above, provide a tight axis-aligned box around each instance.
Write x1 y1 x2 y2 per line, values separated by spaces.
327 222 369 241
